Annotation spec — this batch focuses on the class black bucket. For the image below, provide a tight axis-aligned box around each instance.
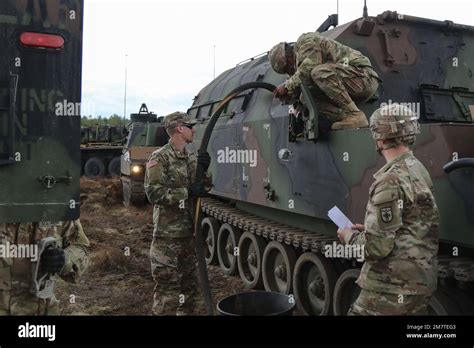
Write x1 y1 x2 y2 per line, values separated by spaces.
216 291 295 316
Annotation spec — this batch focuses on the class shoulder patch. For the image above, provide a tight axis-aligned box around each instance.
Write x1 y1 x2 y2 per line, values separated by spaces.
380 207 393 223
147 160 158 169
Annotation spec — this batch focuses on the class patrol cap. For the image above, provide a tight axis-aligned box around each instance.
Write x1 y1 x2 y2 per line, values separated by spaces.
163 111 197 129
269 42 288 74
370 103 420 141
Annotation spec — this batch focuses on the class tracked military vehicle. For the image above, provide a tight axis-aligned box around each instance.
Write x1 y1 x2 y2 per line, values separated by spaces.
1 0 83 223
120 104 168 206
190 11 474 315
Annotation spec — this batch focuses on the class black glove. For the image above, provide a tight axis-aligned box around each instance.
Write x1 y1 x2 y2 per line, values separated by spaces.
188 182 207 198
40 248 65 274
197 151 211 172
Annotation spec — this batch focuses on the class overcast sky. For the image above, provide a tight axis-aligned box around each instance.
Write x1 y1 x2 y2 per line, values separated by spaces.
81 0 474 118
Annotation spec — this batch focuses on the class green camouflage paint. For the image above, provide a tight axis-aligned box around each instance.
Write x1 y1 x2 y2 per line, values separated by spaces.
189 11 474 251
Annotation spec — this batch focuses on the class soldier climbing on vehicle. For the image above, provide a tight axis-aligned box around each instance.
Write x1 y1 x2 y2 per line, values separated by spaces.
269 32 381 130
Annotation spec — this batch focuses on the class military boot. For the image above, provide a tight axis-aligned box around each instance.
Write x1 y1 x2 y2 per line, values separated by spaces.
331 102 369 130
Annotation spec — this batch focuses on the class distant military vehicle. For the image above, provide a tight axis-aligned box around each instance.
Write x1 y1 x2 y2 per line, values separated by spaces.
81 124 126 177
120 104 168 206
190 10 474 315
1 0 83 223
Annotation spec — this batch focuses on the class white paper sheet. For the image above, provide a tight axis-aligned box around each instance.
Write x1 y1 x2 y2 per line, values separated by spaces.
327 206 354 229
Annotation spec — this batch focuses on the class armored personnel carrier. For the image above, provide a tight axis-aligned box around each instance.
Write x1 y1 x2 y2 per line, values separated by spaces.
1 0 83 223
190 11 474 315
120 104 168 206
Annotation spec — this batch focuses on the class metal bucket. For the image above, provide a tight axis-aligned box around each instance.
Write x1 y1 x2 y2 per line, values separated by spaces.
216 291 295 316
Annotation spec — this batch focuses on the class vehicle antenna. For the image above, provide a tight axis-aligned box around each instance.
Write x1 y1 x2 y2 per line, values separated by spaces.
363 0 368 18
123 53 128 120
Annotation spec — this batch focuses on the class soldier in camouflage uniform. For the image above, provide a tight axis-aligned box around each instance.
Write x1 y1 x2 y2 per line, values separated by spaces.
269 32 381 129
0 220 89 315
337 103 439 315
145 112 211 316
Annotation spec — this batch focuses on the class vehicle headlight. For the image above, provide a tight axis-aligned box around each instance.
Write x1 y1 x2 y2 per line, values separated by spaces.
132 165 142 174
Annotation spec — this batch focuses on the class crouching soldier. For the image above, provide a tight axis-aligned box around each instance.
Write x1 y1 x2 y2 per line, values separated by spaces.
0 220 89 315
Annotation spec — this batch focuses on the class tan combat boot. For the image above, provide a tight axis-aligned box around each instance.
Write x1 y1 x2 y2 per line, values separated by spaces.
331 102 369 130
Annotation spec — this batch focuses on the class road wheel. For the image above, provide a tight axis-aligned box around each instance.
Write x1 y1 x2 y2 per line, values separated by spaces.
428 289 462 315
108 156 121 176
237 232 266 289
333 268 361 316
293 252 337 315
262 241 296 294
217 223 241 276
84 157 105 177
201 217 219 265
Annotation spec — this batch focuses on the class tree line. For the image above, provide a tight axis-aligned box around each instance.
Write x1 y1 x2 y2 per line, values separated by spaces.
81 114 129 127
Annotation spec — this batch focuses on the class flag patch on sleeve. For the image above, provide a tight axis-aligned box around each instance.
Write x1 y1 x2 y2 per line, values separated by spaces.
147 160 158 169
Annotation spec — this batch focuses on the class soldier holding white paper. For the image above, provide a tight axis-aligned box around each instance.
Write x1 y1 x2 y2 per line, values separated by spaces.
336 103 439 315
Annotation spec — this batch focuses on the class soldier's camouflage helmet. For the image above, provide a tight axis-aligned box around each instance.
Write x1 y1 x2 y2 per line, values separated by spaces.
163 111 197 129
269 42 288 74
370 103 420 141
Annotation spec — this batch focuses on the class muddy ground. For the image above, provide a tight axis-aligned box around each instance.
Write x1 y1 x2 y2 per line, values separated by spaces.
55 177 248 315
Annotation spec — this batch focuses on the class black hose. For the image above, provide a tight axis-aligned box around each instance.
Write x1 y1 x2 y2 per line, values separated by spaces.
193 81 276 315
443 158 474 173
